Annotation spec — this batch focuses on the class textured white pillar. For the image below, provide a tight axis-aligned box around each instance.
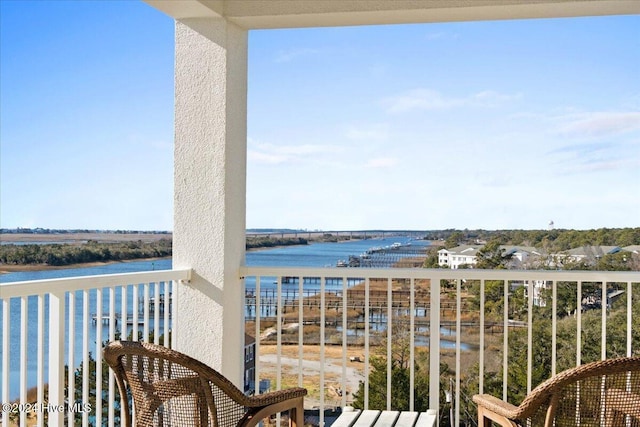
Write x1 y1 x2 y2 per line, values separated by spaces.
173 17 247 385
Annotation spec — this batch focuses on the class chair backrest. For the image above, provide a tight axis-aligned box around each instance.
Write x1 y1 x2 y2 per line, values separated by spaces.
104 341 250 427
523 357 640 426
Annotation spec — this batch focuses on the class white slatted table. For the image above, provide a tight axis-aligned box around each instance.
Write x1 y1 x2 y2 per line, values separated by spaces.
332 408 437 427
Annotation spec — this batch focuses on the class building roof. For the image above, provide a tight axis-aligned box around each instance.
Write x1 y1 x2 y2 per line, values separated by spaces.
245 333 255 346
566 246 621 257
500 245 542 256
440 245 483 256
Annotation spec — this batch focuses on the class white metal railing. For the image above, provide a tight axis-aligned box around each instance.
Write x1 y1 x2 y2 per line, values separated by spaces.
1 267 638 427
0 269 190 427
240 266 640 427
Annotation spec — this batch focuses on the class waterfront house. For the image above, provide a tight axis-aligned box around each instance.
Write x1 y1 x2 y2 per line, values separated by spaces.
438 245 543 269
438 245 482 269
2 1 639 426
551 245 622 267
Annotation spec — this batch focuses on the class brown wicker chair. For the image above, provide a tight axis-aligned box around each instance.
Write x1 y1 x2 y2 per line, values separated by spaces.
103 340 307 427
473 356 640 427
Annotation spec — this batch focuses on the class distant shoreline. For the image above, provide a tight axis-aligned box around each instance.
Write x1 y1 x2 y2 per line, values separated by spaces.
0 232 171 244
0 256 171 275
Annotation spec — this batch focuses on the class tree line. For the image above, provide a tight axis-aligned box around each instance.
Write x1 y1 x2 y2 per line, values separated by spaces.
0 239 172 266
245 236 308 250
0 235 328 267
426 227 640 252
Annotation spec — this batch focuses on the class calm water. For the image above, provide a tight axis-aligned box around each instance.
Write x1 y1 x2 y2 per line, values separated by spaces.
0 237 431 399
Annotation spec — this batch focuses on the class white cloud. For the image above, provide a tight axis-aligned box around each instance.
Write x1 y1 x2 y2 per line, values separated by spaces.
248 150 288 165
248 139 343 165
556 112 640 139
383 89 455 113
382 88 520 113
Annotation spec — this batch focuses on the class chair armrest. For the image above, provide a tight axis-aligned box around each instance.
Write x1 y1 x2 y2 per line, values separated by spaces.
474 393 525 427
473 394 520 418
242 388 307 427
245 387 307 408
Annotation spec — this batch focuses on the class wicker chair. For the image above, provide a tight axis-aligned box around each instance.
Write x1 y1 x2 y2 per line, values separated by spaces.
473 356 640 427
103 340 307 427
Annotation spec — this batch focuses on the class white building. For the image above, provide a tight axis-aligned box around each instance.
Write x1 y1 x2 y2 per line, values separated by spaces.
501 246 545 268
438 245 542 269
438 245 482 269
520 280 552 307
552 246 621 267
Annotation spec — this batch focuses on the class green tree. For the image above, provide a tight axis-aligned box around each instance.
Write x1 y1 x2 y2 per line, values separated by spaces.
422 247 441 268
475 240 512 269
596 252 632 271
352 325 431 411
444 232 464 249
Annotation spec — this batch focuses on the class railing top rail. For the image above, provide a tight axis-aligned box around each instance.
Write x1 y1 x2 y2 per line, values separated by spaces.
240 266 640 282
0 268 192 298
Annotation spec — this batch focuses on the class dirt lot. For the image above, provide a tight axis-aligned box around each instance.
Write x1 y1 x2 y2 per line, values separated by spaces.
258 344 367 409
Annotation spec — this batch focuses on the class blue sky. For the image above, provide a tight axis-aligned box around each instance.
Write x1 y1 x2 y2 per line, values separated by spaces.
1 1 638 231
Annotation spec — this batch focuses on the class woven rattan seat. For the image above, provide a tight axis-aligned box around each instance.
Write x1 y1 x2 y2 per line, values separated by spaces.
104 340 307 427
473 356 640 427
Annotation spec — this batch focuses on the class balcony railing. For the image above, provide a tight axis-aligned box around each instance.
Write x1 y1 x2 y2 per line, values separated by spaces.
0 269 190 426
1 267 638 426
240 267 640 427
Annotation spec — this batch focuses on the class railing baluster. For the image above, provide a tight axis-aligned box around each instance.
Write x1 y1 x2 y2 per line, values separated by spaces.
163 282 170 348
601 281 607 360
154 283 160 345
82 289 89 427
479 279 485 394
319 276 326 427
455 278 461 427
409 277 415 412
551 280 557 377
109 287 116 427
276 276 282 393
121 284 128 343
95 288 103 427
254 276 261 396
68 291 76 427
132 284 139 341
2 298 10 427
364 276 370 409
429 273 440 412
577 281 582 366
20 296 27 427
37 294 44 427
143 283 150 342
341 275 348 409
386 277 392 411
627 281 633 357
503 279 509 402
527 279 533 394
298 275 304 389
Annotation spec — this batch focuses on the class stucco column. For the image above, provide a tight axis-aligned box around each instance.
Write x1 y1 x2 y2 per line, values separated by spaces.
173 17 247 386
